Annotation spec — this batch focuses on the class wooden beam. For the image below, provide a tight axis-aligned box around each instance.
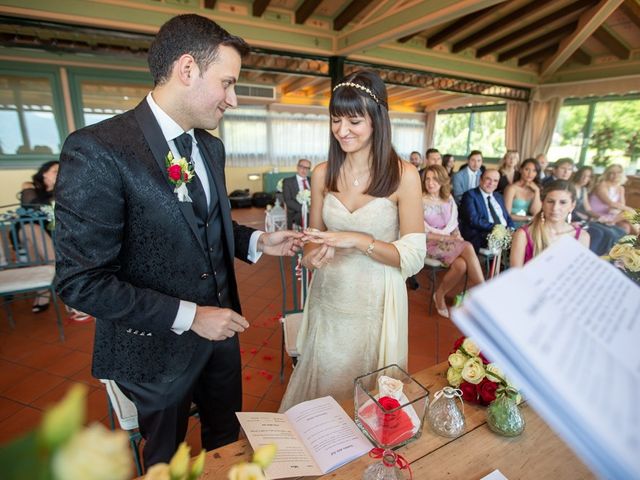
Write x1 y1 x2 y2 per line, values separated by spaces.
295 0 322 25
398 32 419 44
334 0 373 31
569 47 592 65
252 0 270 17
337 0 507 55
518 44 558 66
497 21 577 62
203 0 216 9
472 0 595 56
593 26 630 59
541 0 624 76
283 75 326 94
452 0 555 54
426 4 503 48
620 0 640 30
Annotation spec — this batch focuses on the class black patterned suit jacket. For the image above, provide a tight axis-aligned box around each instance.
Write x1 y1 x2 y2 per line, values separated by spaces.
54 100 254 383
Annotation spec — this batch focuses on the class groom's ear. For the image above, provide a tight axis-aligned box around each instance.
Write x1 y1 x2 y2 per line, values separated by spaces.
174 54 197 85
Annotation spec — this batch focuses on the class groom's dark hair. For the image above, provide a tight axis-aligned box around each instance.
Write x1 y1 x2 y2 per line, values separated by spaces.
148 14 250 86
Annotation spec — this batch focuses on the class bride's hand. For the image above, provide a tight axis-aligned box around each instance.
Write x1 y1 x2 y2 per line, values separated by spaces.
301 244 335 270
304 230 367 249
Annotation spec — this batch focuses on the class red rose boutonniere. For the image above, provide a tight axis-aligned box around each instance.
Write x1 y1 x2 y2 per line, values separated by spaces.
165 151 194 202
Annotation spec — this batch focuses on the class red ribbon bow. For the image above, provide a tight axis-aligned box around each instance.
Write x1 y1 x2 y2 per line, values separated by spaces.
369 448 413 479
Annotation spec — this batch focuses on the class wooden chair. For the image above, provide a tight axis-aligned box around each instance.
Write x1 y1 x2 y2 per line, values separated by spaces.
0 208 64 340
278 254 309 383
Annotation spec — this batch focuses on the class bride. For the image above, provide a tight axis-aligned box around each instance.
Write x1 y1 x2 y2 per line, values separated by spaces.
279 70 426 411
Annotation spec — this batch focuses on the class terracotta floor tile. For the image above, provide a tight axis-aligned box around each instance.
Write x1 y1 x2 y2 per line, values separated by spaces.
238 326 275 347
17 343 75 370
255 398 281 413
0 360 38 393
43 350 92 377
241 366 274 397
2 370 66 404
86 386 109 424
0 396 25 422
0 406 43 443
69 364 102 388
246 346 280 372
408 354 436 374
242 394 261 412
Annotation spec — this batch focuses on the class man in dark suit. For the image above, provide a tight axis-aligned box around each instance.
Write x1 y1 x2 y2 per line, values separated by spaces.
282 158 311 229
541 157 574 186
54 14 302 468
459 169 515 251
451 150 484 204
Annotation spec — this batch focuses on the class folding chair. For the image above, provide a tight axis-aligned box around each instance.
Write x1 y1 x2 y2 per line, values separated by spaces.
278 254 309 383
0 208 64 340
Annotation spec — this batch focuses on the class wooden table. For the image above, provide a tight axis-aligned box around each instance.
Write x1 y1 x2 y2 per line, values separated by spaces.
191 362 595 479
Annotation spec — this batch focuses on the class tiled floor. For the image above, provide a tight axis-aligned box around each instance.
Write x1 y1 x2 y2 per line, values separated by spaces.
0 207 462 462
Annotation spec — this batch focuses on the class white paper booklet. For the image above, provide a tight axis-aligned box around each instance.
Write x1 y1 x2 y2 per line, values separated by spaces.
236 396 372 479
451 236 640 480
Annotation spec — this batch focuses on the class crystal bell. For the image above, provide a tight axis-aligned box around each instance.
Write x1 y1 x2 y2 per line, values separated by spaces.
427 386 465 438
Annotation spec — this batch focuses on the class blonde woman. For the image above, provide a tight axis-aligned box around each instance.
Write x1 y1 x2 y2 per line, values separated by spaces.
496 150 519 194
589 164 638 234
511 180 590 266
422 165 484 317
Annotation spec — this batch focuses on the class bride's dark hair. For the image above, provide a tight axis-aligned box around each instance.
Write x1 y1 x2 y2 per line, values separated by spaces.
325 70 401 197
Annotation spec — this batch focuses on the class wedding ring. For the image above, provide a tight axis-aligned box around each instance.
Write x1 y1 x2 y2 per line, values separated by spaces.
306 228 320 233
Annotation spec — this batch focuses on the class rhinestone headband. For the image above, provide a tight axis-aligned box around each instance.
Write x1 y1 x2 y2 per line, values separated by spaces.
332 82 380 104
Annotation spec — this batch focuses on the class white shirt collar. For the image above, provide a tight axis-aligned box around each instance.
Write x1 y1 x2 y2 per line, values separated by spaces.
146 92 196 145
296 174 307 181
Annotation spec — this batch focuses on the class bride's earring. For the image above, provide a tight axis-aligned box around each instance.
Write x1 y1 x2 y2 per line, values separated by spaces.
541 212 545 223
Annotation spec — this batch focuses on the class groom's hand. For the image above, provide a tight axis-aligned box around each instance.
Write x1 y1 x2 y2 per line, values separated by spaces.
191 306 249 341
258 231 304 256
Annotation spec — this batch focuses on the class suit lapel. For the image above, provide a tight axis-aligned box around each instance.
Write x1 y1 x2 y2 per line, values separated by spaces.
133 100 205 252
195 130 235 259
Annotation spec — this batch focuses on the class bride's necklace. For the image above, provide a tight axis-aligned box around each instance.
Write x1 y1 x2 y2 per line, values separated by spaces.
349 169 369 187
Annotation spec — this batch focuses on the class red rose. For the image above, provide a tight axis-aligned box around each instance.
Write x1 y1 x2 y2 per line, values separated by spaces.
477 377 498 405
168 164 182 181
459 381 478 404
183 172 189 182
452 336 465 353
378 396 400 411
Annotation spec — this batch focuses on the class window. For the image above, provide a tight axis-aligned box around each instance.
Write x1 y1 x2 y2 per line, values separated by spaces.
0 73 64 156
220 107 269 166
79 81 150 126
434 106 506 159
391 117 425 159
549 95 640 171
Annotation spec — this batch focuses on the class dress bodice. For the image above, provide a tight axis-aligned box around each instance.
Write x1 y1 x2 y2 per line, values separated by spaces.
510 197 531 216
323 193 399 243
423 198 455 230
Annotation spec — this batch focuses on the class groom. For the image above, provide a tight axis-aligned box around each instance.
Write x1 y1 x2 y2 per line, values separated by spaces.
54 14 302 468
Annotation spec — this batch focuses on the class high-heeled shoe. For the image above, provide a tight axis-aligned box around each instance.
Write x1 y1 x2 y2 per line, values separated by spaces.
432 293 449 318
32 294 50 313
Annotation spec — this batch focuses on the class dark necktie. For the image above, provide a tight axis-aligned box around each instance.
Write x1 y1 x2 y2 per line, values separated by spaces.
302 178 309 190
174 133 207 219
486 195 502 225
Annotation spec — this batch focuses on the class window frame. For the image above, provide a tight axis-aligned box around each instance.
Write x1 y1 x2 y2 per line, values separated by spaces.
0 62 69 168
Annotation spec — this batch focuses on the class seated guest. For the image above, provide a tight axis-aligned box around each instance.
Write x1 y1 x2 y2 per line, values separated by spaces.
452 150 484 204
409 151 422 169
589 164 638 235
422 165 484 317
511 180 590 266
571 166 625 255
282 158 311 229
442 154 455 176
535 153 549 181
503 158 541 227
459 169 515 252
424 148 442 167
542 157 573 186
496 150 519 194
20 161 58 313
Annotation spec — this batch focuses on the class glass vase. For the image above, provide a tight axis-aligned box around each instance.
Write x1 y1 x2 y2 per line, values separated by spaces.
427 387 465 438
486 393 525 437
362 450 405 480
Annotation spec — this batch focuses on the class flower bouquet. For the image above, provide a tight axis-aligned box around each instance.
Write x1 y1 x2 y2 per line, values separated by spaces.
605 234 640 285
485 224 514 277
296 189 311 229
447 337 524 436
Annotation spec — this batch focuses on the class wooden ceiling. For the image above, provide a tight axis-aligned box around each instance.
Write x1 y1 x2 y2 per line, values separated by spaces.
1 0 638 112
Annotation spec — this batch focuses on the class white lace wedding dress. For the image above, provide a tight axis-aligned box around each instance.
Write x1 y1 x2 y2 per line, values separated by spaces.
279 193 425 411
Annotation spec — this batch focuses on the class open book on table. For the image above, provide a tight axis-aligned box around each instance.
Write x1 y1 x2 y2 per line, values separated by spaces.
451 236 640 479
236 396 372 479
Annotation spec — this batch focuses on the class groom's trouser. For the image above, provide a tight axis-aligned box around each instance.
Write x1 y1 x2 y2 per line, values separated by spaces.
116 334 242 468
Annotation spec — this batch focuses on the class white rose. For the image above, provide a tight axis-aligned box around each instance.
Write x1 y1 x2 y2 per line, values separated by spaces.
228 462 266 480
485 363 505 383
446 367 462 387
461 338 480 357
448 352 466 370
144 464 170 480
461 358 485 385
52 423 131 480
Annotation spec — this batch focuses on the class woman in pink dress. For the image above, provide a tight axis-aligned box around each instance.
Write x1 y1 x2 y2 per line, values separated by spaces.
589 164 638 235
422 165 484 317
